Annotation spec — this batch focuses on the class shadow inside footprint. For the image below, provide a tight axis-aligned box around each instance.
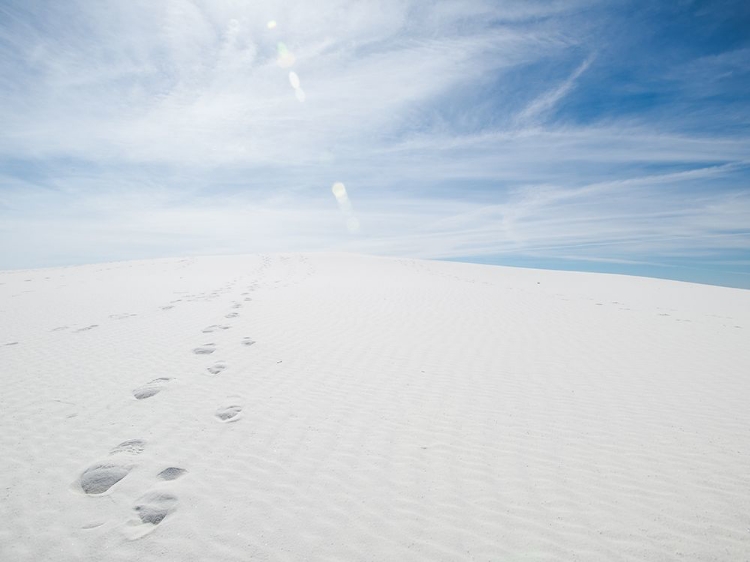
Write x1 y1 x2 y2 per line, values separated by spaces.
242 337 255 347
202 324 231 334
80 464 131 495
134 492 178 525
193 344 216 355
110 439 146 456
133 378 171 400
157 467 187 481
207 362 227 375
215 404 242 423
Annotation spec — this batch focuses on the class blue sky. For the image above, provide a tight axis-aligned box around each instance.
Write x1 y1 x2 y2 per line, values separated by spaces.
1 0 749 287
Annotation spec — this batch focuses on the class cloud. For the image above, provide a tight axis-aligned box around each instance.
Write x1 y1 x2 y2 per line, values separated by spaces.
0 0 748 283
514 55 595 127
0 0 599 169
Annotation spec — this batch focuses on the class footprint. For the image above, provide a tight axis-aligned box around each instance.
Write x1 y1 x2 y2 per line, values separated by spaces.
124 492 178 539
135 492 177 524
157 467 187 481
202 324 231 333
79 464 132 495
110 439 146 456
160 305 174 311
51 326 69 331
215 403 242 423
225 312 239 319
132 378 172 400
241 337 255 347
3 341 18 346
206 362 227 375
193 343 216 355
75 325 99 332
231 303 242 309
109 313 137 320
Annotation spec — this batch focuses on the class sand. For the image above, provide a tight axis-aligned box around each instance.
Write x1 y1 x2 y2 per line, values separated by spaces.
1 253 749 561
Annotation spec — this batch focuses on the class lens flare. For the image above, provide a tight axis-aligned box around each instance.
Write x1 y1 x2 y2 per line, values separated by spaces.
346 217 360 233
267 20 277 29
288 72 305 102
277 42 295 68
332 182 347 199
332 183 360 233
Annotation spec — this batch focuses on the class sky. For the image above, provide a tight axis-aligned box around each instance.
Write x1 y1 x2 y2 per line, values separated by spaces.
1 0 749 288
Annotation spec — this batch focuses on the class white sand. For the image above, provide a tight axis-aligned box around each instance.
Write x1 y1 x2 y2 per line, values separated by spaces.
1 253 749 561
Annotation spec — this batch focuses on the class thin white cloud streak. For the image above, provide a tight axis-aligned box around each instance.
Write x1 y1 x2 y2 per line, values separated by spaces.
514 55 595 127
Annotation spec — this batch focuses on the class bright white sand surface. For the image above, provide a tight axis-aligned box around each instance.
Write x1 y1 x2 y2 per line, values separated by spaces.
1 253 749 561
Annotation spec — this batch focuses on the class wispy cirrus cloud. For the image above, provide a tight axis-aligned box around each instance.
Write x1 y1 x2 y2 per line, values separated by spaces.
0 0 748 286
514 55 595 127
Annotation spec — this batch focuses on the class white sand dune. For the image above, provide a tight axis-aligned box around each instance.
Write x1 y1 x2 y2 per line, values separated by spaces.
1 253 749 561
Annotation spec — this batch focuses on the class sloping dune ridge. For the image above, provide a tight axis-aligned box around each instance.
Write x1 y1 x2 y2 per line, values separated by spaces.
1 253 749 561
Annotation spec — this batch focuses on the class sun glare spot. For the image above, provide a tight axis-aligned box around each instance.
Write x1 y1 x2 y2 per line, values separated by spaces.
267 20 277 29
